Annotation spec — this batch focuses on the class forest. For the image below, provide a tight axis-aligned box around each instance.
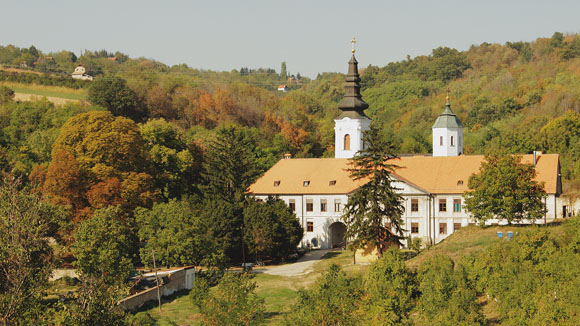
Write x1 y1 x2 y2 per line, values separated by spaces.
1 32 580 325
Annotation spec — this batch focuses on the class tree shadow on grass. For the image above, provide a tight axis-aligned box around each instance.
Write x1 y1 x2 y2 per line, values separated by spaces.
321 251 342 260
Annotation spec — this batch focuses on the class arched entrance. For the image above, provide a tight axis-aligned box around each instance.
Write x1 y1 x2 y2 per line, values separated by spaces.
329 222 347 248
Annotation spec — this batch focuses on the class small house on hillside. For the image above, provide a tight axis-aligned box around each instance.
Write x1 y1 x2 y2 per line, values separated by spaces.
71 65 93 81
277 85 289 92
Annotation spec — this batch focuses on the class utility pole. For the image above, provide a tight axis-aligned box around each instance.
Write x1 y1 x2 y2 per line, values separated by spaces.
152 250 161 311
241 224 246 269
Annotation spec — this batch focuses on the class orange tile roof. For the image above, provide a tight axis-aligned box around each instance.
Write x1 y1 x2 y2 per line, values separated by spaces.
248 158 366 195
248 154 560 195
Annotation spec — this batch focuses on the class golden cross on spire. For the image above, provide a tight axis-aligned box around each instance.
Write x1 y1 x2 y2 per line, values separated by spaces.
351 37 356 54
446 88 450 102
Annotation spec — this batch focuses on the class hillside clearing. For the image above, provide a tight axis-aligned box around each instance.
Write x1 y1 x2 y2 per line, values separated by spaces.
406 221 567 269
2 81 86 101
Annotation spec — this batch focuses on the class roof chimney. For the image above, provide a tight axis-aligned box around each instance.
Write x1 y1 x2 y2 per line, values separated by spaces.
533 151 542 166
284 153 291 159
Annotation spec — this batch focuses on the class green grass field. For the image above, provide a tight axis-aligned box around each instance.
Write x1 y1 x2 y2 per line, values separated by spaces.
1 81 87 100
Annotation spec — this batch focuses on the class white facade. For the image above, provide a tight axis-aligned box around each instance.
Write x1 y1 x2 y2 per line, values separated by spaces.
432 127 463 157
334 116 371 159
255 194 349 249
257 182 561 249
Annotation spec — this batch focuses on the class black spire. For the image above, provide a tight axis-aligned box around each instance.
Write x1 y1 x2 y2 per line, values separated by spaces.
337 54 369 119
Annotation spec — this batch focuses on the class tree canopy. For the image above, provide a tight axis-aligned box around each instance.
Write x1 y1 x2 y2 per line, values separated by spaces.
464 153 547 224
88 76 144 121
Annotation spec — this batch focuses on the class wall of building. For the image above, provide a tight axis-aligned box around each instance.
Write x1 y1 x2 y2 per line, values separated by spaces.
432 127 463 157
258 190 560 249
256 194 348 249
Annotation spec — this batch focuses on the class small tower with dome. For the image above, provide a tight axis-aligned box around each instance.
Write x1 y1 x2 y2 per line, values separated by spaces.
432 92 463 156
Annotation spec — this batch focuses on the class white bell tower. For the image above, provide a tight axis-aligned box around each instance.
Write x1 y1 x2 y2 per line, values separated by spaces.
334 38 371 159
432 95 463 157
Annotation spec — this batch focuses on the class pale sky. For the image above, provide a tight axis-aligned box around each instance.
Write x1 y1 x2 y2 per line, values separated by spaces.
1 0 580 77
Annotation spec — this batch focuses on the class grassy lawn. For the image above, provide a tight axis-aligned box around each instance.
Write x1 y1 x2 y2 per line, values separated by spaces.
1 81 87 100
132 250 361 326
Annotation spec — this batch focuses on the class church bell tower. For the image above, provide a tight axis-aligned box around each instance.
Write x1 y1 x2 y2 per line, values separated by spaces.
334 38 371 159
432 93 464 157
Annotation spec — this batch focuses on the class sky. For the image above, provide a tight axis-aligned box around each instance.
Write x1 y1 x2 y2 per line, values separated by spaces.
1 0 580 78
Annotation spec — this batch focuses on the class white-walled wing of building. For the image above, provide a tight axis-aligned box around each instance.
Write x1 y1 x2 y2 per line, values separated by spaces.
248 154 562 249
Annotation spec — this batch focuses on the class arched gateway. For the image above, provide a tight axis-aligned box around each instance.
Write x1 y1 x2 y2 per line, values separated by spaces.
329 222 347 248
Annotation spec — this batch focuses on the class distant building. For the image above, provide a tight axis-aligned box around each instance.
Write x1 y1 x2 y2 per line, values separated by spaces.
71 65 93 81
249 49 562 250
277 85 289 92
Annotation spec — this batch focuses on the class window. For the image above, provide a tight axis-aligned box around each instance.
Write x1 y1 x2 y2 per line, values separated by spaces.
273 180 280 187
334 199 341 212
344 134 350 150
329 180 336 186
320 199 327 212
306 199 313 212
454 223 462 231
411 199 418 212
411 223 419 234
457 180 463 186
303 180 310 187
289 199 296 212
440 136 443 146
451 136 454 146
439 199 447 212
439 223 447 235
453 199 461 212
307 221 313 232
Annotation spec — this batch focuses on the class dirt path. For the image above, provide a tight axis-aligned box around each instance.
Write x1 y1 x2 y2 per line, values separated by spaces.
256 249 335 277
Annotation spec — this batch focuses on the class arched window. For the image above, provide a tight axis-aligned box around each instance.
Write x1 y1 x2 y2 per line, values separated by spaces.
451 136 454 146
344 134 350 150
439 136 443 146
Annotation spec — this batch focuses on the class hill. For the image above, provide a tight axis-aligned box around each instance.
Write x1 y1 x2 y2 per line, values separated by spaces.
2 33 580 186
406 221 568 269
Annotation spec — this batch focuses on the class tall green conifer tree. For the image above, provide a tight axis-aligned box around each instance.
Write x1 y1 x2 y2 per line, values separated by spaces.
343 126 405 257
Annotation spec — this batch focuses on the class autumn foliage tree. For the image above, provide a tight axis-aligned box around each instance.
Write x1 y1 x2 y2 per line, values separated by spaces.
42 111 156 224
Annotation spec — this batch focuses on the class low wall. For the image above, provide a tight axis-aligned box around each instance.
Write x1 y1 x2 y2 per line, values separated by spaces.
118 268 195 311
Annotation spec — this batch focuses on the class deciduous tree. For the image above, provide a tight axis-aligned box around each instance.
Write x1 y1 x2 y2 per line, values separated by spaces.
0 179 57 325
71 206 134 284
464 153 546 224
52 110 146 175
136 199 225 269
88 76 145 121
243 197 303 260
191 273 265 326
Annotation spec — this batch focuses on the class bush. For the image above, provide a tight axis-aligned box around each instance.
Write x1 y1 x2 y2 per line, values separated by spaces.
191 273 265 326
